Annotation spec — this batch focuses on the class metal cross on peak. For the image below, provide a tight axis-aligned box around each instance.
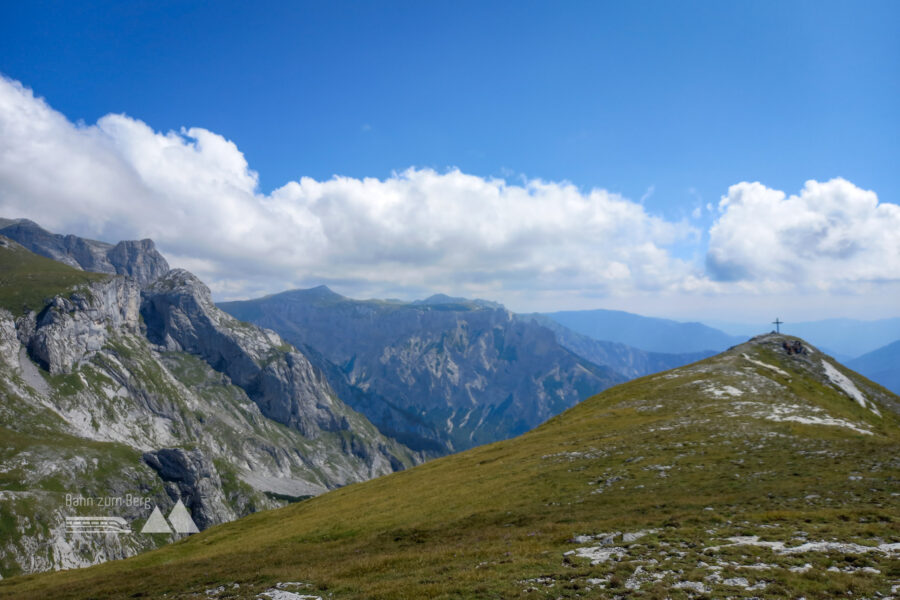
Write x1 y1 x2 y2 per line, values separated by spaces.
772 317 783 334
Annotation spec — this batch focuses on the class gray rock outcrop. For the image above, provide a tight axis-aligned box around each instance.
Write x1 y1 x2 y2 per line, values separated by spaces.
0 219 170 287
26 277 141 373
142 448 235 530
220 288 627 453
0 233 419 578
141 270 345 437
0 308 18 367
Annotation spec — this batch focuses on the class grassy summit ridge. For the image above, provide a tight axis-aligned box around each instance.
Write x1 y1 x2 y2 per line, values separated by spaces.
1 334 897 599
0 236 109 316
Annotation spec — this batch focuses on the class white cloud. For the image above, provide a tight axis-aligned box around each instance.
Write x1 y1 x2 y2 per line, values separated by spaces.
0 76 696 306
2 75 897 317
707 179 900 289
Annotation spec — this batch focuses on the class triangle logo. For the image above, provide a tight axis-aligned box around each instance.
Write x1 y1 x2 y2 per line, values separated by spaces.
167 499 200 534
140 505 173 534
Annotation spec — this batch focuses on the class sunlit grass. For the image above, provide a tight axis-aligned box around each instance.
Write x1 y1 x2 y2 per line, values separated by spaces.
0 238 108 316
1 339 897 599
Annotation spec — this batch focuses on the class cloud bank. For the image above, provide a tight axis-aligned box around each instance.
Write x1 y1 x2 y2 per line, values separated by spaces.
708 179 900 290
1 75 898 314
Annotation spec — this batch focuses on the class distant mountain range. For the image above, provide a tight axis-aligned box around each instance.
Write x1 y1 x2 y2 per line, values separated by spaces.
848 340 900 395
220 287 900 455
518 313 714 379
542 307 900 410
220 288 628 454
543 308 747 354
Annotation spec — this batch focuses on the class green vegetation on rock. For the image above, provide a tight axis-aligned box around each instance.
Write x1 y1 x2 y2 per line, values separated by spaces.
2 334 896 599
0 237 108 316
0 241 420 580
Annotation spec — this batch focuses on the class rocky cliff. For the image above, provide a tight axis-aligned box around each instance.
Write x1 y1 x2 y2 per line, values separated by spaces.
0 236 417 578
23 276 141 374
220 288 627 454
0 218 170 287
142 270 348 438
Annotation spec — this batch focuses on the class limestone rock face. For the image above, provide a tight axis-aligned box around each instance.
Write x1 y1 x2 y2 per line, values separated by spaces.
0 219 170 287
0 309 18 367
221 288 627 454
27 277 141 373
141 270 345 436
106 239 170 287
142 448 235 530
0 234 418 577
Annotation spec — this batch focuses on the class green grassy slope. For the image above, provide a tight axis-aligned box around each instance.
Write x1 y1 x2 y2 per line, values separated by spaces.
0 237 108 315
1 335 898 599
0 239 420 578
0 424 167 578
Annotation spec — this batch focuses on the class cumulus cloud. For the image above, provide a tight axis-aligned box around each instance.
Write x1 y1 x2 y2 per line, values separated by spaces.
707 179 900 289
0 75 697 305
3 74 897 314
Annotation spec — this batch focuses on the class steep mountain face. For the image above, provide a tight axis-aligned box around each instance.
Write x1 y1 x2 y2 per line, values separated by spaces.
143 270 351 438
0 238 416 578
0 218 169 287
544 308 745 354
220 288 626 454
848 339 900 395
8 334 896 599
519 313 715 378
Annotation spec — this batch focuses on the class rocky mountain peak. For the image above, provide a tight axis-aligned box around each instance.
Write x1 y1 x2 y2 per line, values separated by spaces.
148 268 213 301
0 240 418 578
142 267 354 437
306 284 341 298
289 285 348 305
651 332 896 440
220 290 625 453
0 218 170 287
105 238 169 286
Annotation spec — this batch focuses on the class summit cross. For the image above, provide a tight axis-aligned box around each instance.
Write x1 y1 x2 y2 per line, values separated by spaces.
772 318 783 334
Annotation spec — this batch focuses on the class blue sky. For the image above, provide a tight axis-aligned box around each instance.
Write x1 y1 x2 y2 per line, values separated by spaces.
1 1 899 320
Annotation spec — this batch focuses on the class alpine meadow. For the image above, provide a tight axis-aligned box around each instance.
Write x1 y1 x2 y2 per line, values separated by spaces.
0 3 898 599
